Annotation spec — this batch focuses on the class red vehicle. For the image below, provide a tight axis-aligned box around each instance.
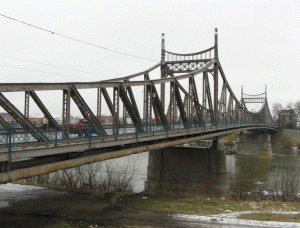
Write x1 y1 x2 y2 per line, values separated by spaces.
67 119 89 137
65 119 102 137
69 119 89 129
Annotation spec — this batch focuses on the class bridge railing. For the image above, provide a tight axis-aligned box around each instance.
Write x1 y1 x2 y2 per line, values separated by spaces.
0 119 278 152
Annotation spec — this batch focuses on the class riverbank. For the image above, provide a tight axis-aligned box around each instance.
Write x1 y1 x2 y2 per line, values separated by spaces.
1 183 300 227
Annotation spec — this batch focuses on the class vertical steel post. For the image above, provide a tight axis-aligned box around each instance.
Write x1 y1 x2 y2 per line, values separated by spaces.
62 86 71 126
8 128 12 171
169 81 175 127
113 86 120 135
188 77 193 122
143 74 148 126
62 86 71 140
97 88 102 122
123 80 130 125
160 33 166 112
24 91 30 118
203 72 207 122
149 84 153 131
214 28 219 121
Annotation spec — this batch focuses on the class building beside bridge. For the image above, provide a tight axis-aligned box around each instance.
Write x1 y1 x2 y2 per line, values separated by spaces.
279 109 297 128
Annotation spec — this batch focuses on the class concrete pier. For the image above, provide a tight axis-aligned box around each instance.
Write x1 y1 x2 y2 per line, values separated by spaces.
145 141 228 196
235 131 272 155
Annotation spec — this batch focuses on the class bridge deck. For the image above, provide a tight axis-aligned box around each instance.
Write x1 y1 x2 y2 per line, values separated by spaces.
0 121 277 163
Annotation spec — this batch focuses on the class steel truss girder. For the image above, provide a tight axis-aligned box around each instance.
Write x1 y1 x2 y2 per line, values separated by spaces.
188 78 193 120
126 85 142 123
100 88 121 126
70 86 107 136
113 87 120 127
164 65 192 124
174 80 187 124
203 71 214 121
119 84 143 132
143 74 152 128
62 89 70 126
26 91 60 128
166 61 207 74
144 74 168 126
169 81 175 124
160 65 166 112
0 92 48 142
218 83 227 120
97 88 102 122
190 77 202 122
183 95 188 118
0 115 14 131
226 94 234 121
24 91 29 118
152 84 168 126
213 62 219 121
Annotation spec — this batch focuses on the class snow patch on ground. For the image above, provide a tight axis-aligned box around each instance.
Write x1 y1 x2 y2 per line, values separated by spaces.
173 211 300 227
0 183 67 209
0 183 46 192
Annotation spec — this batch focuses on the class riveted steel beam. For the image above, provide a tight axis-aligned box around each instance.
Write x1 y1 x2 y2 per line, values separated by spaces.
97 88 102 122
101 88 121 126
174 80 187 124
203 71 214 121
119 84 143 131
190 77 202 122
27 91 60 128
0 115 13 131
70 85 107 136
0 93 48 142
24 91 30 118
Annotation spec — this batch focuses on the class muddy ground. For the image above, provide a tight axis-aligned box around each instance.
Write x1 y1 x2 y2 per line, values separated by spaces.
0 189 206 228
0 187 294 228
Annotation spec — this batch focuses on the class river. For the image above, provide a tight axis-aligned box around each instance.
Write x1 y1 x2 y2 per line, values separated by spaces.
99 146 300 196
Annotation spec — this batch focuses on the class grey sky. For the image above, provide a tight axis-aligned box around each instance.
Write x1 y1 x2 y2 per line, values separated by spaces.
1 0 299 117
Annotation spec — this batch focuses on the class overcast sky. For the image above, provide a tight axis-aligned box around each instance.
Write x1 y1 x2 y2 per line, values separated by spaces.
1 0 299 117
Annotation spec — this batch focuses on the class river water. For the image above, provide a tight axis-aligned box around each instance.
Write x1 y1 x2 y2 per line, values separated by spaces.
103 146 300 196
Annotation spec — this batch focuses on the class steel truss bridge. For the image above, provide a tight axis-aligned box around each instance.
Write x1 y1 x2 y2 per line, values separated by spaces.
0 29 277 183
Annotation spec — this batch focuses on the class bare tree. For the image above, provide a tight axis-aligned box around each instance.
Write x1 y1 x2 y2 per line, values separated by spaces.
294 101 300 117
267 164 300 201
20 157 137 192
272 103 283 121
101 157 136 191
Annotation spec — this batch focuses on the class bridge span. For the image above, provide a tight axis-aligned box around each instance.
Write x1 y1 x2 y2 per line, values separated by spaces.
0 29 278 184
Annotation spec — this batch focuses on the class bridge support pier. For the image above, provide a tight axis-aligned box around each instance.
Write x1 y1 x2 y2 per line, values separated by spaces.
145 140 228 196
234 131 272 155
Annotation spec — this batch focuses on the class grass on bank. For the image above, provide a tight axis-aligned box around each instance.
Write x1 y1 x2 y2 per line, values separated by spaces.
117 192 300 223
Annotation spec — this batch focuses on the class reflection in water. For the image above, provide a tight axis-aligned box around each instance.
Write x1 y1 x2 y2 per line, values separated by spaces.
227 154 271 183
226 147 300 199
95 147 300 195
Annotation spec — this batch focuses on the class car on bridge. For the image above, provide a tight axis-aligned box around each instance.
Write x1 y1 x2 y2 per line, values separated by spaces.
69 119 89 129
68 119 107 137
65 119 89 137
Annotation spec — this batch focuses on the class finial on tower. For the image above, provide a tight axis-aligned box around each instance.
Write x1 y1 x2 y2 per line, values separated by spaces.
214 28 218 59
241 85 243 97
161 33 165 63
265 85 267 97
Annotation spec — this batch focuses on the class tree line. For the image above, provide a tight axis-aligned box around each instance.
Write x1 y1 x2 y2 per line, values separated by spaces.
272 101 300 121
